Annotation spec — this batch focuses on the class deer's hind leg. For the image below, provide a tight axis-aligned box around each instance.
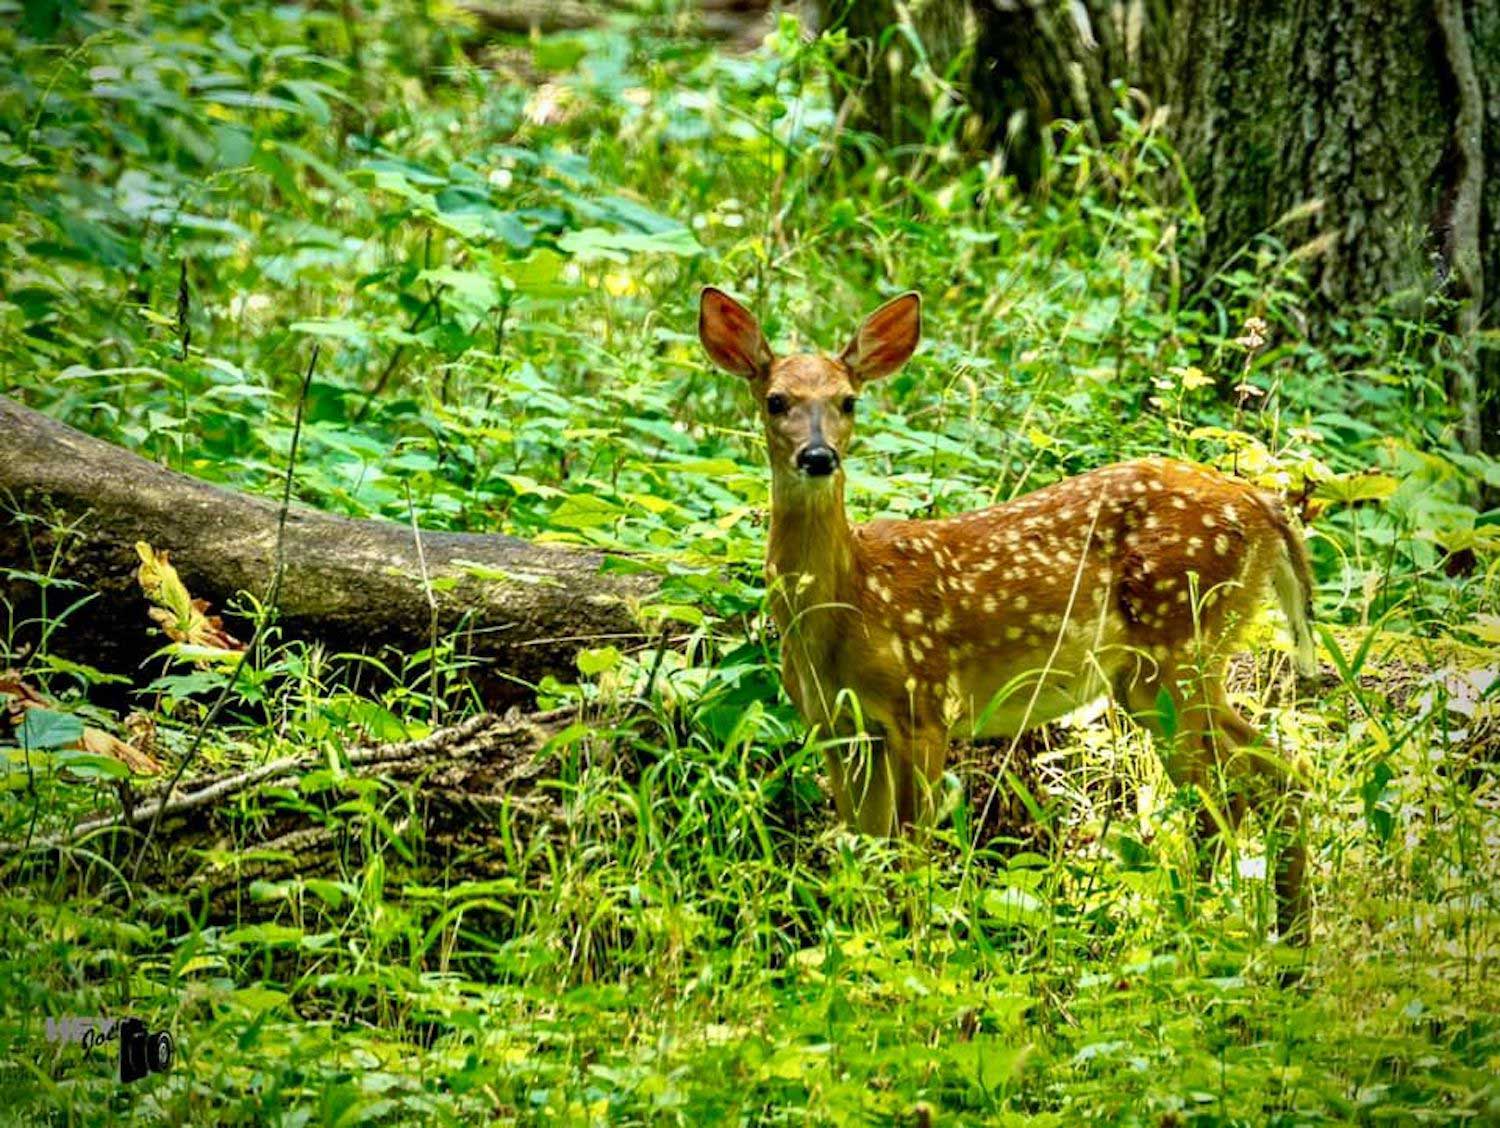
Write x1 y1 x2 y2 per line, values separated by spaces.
1111 654 1309 944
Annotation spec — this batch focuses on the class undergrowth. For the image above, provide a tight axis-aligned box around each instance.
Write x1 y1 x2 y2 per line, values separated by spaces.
1 1 1497 1123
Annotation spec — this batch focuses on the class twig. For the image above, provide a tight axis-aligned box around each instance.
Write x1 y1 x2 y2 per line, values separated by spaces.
404 480 441 727
126 346 319 882
24 714 504 851
176 258 192 362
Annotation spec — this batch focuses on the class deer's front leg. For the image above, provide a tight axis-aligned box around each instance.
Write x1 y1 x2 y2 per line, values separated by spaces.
829 722 948 838
829 727 899 837
891 725 949 834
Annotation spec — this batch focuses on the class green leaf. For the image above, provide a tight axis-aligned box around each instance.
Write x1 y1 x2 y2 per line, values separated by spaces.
1154 688 1178 742
1315 473 1399 506
577 646 622 676
979 886 1047 929
418 267 500 307
224 923 306 948
51 749 132 780
534 37 588 72
17 709 83 751
549 494 623 530
557 226 702 261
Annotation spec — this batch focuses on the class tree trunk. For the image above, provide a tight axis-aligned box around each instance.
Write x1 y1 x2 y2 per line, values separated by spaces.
1168 0 1495 453
826 0 978 150
825 1 1170 174
829 1 1498 453
971 0 1171 181
0 397 655 706
1470 0 1500 451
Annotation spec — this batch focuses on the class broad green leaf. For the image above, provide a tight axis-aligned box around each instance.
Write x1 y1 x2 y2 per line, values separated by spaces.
17 709 84 750
550 494 623 530
577 646 622 676
557 226 702 261
1315 473 1399 506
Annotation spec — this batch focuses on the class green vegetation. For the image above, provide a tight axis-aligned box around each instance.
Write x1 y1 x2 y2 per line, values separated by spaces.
2 2 1497 1122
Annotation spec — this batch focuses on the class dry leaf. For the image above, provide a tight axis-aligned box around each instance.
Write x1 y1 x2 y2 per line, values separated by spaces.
0 669 163 775
135 541 246 658
79 724 164 775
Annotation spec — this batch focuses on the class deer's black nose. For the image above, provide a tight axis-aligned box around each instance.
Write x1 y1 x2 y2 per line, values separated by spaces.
796 446 839 477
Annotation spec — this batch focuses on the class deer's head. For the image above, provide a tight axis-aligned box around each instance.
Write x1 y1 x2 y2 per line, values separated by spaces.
698 288 921 483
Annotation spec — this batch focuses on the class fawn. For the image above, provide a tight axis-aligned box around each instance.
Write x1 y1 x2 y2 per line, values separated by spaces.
699 286 1317 942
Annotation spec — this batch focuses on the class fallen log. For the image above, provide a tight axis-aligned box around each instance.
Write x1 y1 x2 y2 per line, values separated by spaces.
458 0 612 34
3 709 1040 908
0 396 656 705
6 712 574 900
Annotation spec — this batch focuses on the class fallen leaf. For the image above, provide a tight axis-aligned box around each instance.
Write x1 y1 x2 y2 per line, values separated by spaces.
136 541 246 658
79 724 164 776
0 669 163 775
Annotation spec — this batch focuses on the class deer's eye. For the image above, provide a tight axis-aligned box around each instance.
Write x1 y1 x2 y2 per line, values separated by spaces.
841 395 858 415
766 393 790 416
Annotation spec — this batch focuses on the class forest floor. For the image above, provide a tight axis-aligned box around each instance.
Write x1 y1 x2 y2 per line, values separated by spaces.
2 2 1497 1123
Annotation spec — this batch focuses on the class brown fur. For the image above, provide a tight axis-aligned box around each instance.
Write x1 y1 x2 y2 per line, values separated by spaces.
699 287 1312 942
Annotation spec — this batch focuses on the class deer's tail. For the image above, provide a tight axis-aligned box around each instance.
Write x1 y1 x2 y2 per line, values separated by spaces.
1263 495 1317 677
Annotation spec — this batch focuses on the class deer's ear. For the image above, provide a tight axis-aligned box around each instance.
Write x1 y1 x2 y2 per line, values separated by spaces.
699 287 773 380
840 292 921 384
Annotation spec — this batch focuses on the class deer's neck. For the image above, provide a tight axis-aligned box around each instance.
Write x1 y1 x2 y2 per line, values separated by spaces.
766 472 857 632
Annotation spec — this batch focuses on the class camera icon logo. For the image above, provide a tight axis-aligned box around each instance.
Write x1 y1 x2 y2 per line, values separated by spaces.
118 1017 174 1084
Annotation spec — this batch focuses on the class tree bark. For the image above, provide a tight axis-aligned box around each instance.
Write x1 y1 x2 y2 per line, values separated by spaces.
0 397 655 706
1168 0 1495 453
826 0 978 150
1469 0 1500 451
972 0 1170 181
825 1 1170 175
458 0 612 35
1170 5 1435 303
829 1 1498 454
